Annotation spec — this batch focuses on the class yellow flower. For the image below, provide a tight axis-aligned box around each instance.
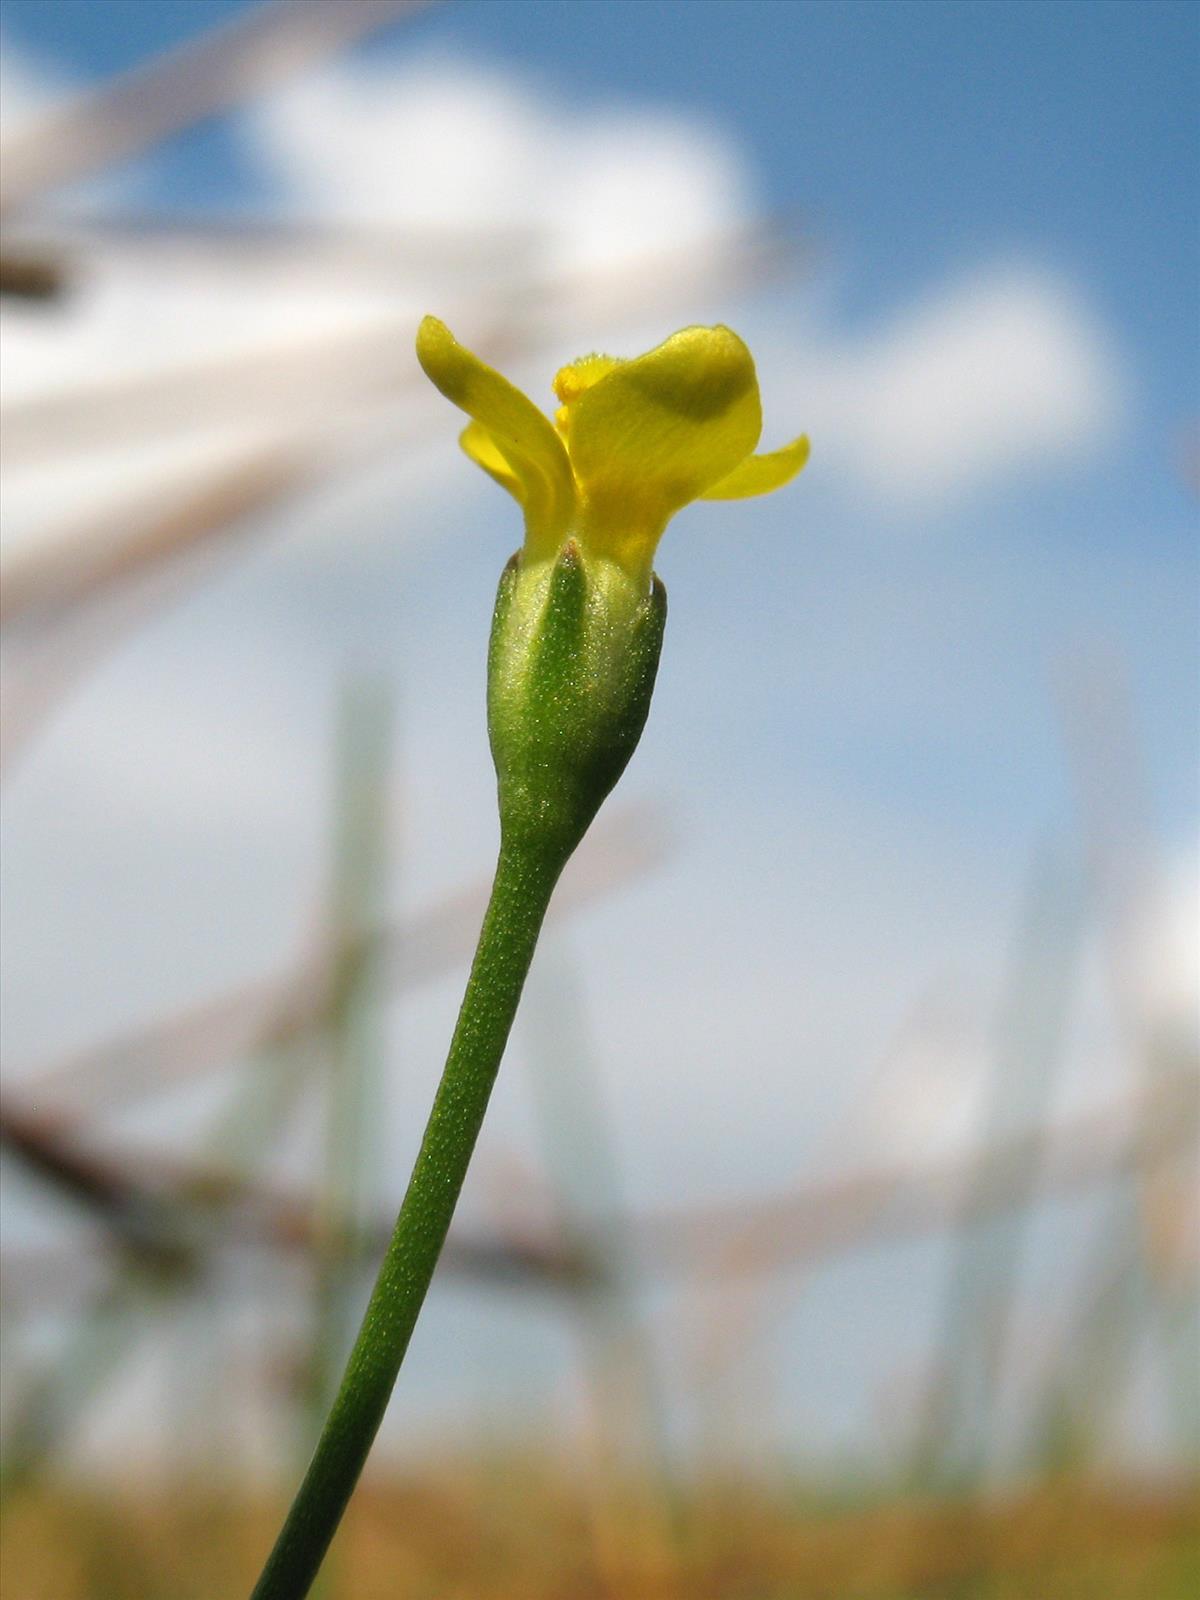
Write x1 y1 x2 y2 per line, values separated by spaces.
416 316 809 586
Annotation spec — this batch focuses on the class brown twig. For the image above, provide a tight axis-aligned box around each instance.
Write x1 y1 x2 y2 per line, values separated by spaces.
3 1079 1191 1301
0 0 433 219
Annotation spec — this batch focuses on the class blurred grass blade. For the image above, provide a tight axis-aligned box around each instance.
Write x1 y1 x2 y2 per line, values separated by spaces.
304 681 393 1432
910 847 1087 1490
522 948 681 1590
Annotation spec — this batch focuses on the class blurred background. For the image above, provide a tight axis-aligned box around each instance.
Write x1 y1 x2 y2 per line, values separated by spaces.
1 2 1197 1596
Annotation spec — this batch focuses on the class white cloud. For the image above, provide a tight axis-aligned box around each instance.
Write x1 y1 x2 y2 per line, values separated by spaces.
853 996 993 1170
1134 843 1200 1046
246 54 754 279
0 31 70 135
774 264 1126 513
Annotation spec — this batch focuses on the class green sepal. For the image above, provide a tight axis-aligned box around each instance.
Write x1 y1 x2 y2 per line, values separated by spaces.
487 541 667 861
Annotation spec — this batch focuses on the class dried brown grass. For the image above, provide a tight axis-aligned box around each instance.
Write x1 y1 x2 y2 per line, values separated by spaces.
3 1459 1196 1600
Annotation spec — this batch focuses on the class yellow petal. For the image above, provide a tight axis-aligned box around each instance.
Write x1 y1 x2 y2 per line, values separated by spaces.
701 434 810 500
460 421 522 501
566 325 762 574
417 316 575 556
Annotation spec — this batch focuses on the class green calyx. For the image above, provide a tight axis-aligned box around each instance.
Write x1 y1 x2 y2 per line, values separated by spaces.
487 542 667 860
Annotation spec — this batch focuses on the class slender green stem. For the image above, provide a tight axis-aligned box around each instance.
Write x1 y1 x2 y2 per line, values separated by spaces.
250 835 566 1600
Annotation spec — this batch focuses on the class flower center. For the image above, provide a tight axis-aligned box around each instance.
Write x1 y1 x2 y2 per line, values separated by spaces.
552 354 620 436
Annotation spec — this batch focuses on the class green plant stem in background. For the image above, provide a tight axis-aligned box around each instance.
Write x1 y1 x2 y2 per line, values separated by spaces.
250 836 567 1600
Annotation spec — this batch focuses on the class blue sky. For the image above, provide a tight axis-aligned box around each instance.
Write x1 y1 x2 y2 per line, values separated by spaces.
7 0 1197 418
2 0 1196 1468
